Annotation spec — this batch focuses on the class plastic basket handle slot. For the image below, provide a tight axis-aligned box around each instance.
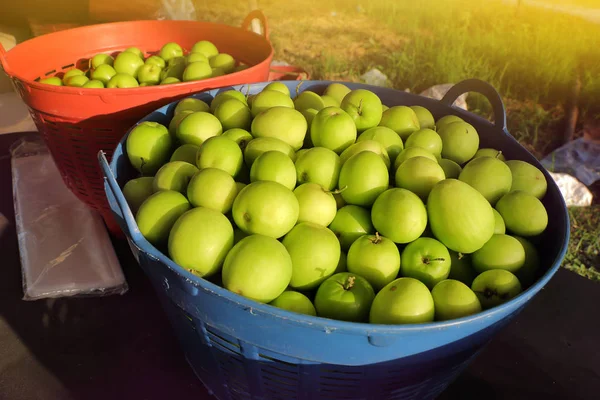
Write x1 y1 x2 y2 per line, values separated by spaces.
0 41 13 76
241 9 269 39
440 78 508 132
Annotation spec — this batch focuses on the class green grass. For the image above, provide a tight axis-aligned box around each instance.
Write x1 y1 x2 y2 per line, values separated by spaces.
564 206 600 281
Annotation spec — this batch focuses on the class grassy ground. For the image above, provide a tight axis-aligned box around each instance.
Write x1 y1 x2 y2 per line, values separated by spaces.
194 0 599 279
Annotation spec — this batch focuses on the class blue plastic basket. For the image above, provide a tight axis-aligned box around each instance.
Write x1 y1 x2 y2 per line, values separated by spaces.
98 79 569 400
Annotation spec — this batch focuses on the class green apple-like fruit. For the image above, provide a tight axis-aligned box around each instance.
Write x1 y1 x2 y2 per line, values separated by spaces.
283 222 341 290
369 277 435 324
438 158 462 179
209 53 235 73
448 251 476 286
183 61 213 82
91 64 117 85
159 42 184 62
135 190 191 246
338 151 389 207
270 291 316 316
400 237 451 289
222 235 292 303
251 106 307 151
310 106 357 154
126 121 173 175
145 55 166 68
472 234 526 274
123 177 155 214
161 63 186 81
82 79 104 88
174 98 210 114
410 105 435 130
435 115 463 131
137 63 163 85
196 135 243 177
251 90 294 117
232 181 299 238
505 160 547 199
39 77 63 86
514 236 541 288
294 91 326 112
160 77 181 85
371 188 427 244
187 167 238 213
153 161 199 194
438 121 480 165
263 82 291 96
432 279 482 321
294 183 337 226
295 147 341 191
459 156 512 205
170 144 200 165
187 52 209 64
106 73 139 88
314 272 375 322
168 110 193 137
176 111 223 146
405 128 443 156
347 232 401 291
357 126 404 164
379 106 420 141
191 40 219 58
113 51 144 78
493 209 506 234
214 99 252 131
474 148 506 161
123 47 144 58
250 151 297 190
321 95 339 107
471 269 522 309
339 140 390 169
168 207 234 277
427 179 495 253
210 90 248 112
340 89 383 132
223 128 253 150
66 75 90 87
323 83 351 105
393 147 438 171
62 68 84 84
395 156 446 200
91 53 114 68
244 137 295 167
328 205 374 251
495 191 548 237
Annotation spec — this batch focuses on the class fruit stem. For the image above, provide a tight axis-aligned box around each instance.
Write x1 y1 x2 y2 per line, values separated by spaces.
295 81 304 97
332 186 348 194
457 252 464 260
496 150 503 159
344 275 355 290
371 231 382 244
423 257 445 265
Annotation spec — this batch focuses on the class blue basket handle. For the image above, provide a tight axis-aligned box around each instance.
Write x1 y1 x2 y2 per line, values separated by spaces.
440 78 508 132
97 150 138 234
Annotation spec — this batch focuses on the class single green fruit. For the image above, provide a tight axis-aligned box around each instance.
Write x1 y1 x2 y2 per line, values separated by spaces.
159 42 184 62
340 89 383 132
357 126 404 164
505 160 547 199
435 115 463 131
410 106 435 130
153 161 199 194
369 277 435 324
347 233 401 291
250 151 297 190
405 128 443 156
91 53 114 68
66 75 90 87
244 137 295 167
395 156 446 200
82 79 104 88
126 121 172 176
338 151 389 207
495 191 548 237
39 76 63 86
174 98 210 114
123 177 155 214
182 61 213 82
472 234 526 274
328 205 374 251
400 237 451 289
223 128 253 150
145 55 166 68
379 106 420 141
191 40 219 58
62 68 84 84
222 235 293 303
427 179 495 254
170 144 200 165
438 158 462 179
514 236 541 288
311 106 357 154
371 188 427 244
294 90 326 111
214 98 252 131
394 147 437 171
339 140 390 169
176 111 223 146
493 209 506 234
251 106 307 150
91 64 117 85
438 121 480 165
124 47 144 58
168 207 234 277
210 90 248 113
432 279 482 321
459 156 512 205
264 82 291 97
187 168 238 213
474 148 506 161
323 83 351 105
136 190 191 246
314 272 375 322
251 90 294 117
269 291 316 316
283 222 341 290
168 110 193 137
113 51 144 78
294 183 337 227
196 135 243 177
295 146 341 191
471 269 522 309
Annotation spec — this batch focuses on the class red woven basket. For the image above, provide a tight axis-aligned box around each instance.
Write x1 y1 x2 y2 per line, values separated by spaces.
0 11 275 235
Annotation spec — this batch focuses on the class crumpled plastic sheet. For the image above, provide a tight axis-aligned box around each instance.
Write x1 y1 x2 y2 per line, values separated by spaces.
11 137 128 300
541 137 600 187
548 172 594 207
420 83 468 111
156 0 197 20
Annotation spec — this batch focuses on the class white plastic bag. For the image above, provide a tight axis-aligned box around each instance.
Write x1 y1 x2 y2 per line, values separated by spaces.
156 0 197 20
11 137 128 300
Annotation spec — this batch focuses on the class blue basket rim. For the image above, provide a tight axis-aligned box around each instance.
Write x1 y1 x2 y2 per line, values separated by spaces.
105 79 570 336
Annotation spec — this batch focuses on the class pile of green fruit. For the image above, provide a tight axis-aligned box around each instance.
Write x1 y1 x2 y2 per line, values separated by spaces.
121 81 550 325
38 40 244 88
